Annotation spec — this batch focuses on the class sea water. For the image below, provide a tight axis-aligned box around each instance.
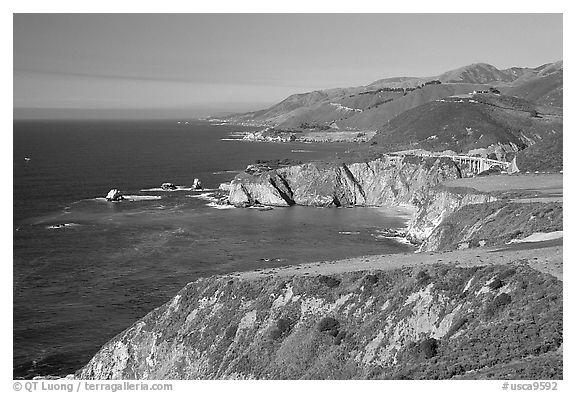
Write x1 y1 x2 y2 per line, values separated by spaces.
13 120 414 378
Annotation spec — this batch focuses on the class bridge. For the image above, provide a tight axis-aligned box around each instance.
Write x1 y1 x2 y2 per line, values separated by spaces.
387 150 514 175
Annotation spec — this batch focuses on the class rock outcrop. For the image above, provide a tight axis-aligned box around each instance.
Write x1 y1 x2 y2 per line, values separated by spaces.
227 155 499 245
77 263 562 380
406 187 497 247
105 189 124 201
161 183 177 190
243 128 297 142
192 178 202 190
229 155 462 209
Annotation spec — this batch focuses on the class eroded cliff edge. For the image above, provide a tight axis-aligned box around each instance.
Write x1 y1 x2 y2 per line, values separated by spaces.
229 155 461 208
227 155 497 246
77 262 562 379
76 155 563 380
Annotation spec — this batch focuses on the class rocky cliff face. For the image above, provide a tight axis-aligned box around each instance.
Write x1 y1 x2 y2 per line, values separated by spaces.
406 187 497 247
228 156 497 246
419 201 563 252
77 263 562 379
229 156 462 208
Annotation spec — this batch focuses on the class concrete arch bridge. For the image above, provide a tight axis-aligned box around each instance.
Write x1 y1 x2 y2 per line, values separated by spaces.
388 151 514 175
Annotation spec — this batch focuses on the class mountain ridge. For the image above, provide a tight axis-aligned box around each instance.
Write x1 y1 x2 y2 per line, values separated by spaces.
214 61 562 132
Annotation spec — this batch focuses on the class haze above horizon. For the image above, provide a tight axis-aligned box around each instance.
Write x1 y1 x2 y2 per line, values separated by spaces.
14 13 562 119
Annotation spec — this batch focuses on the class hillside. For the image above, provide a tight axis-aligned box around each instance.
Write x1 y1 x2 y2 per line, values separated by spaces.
77 257 562 379
502 61 563 107
335 83 488 130
437 63 524 84
76 157 564 380
215 62 562 132
366 94 562 158
515 131 563 172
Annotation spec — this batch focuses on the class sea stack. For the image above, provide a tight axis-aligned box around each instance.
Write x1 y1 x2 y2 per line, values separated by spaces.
161 183 177 190
105 189 124 201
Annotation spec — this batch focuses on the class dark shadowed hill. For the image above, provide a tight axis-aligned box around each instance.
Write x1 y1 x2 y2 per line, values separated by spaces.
367 94 562 156
336 83 489 130
515 131 563 172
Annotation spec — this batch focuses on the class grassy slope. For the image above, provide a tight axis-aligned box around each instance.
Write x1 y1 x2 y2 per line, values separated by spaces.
425 201 562 251
79 260 563 380
504 62 563 108
367 94 561 154
273 84 490 129
441 174 563 194
336 83 487 130
428 174 563 251
516 132 563 172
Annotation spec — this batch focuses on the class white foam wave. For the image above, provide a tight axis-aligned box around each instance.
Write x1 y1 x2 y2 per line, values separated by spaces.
390 237 413 245
248 206 274 211
186 192 217 202
371 233 413 245
339 231 360 235
46 223 80 229
124 195 162 201
206 202 236 210
212 170 240 175
140 185 217 192
140 186 195 192
90 195 162 202
188 188 217 192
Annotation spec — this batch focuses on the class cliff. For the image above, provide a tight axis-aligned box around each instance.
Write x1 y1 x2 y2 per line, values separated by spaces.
75 150 563 379
77 262 562 379
419 201 563 252
228 156 499 245
406 187 497 246
229 156 462 208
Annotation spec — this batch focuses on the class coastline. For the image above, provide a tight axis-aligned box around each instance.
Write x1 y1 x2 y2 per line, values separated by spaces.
14 121 416 379
15 121 563 380
75 239 562 380
73 161 563 379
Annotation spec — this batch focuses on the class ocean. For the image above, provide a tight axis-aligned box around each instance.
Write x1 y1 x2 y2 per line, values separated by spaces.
13 120 414 378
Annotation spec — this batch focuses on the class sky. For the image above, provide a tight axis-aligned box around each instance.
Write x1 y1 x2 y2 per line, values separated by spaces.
13 13 563 119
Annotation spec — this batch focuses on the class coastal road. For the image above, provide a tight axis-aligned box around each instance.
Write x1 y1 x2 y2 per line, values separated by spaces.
442 173 563 203
225 240 562 282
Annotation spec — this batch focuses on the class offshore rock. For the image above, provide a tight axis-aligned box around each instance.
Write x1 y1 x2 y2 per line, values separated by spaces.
105 189 124 201
161 183 177 190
